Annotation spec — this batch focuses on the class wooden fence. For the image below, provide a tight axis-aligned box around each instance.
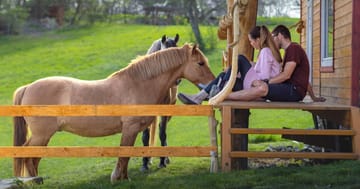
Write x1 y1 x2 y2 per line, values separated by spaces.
0 105 219 173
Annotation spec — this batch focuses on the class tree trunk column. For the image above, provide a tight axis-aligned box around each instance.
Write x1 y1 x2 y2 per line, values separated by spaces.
228 0 258 171
231 109 250 170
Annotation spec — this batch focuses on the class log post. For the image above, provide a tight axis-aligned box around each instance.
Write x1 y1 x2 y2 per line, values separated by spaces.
215 0 258 171
228 0 258 170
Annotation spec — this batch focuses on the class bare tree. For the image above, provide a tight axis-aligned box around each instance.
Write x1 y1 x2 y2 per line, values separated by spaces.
184 0 205 49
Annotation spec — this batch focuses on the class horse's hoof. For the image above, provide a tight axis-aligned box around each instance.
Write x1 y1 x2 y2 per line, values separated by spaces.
158 163 167 169
165 157 170 164
111 174 130 184
149 158 153 165
140 165 149 172
110 176 117 184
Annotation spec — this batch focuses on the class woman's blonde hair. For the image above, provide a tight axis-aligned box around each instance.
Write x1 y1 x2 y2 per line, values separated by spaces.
249 25 282 63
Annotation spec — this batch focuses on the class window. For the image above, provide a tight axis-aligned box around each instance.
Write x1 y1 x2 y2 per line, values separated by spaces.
320 0 334 72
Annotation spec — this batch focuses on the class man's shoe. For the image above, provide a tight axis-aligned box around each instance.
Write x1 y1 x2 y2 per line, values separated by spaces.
177 93 199 105
177 90 209 105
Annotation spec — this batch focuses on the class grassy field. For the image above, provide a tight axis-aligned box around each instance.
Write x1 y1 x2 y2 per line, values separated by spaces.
1 23 360 189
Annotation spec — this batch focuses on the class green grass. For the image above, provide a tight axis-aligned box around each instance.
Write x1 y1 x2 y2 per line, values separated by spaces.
1 22 359 188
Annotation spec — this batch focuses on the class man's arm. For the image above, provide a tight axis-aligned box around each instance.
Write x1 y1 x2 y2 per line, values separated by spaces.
307 83 326 102
268 61 297 84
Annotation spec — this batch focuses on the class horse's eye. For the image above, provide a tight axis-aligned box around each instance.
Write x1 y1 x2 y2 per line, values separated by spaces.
198 62 204 66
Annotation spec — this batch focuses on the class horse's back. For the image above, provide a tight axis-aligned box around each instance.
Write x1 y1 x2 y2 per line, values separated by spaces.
20 76 88 105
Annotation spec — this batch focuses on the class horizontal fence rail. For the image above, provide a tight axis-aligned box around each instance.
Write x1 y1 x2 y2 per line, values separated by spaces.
0 105 214 117
0 146 217 158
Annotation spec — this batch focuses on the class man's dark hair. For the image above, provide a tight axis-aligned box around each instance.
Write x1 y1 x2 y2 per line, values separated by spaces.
272 25 291 40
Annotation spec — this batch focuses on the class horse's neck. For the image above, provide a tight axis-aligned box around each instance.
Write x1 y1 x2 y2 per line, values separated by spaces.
107 69 181 104
146 40 161 54
142 68 181 100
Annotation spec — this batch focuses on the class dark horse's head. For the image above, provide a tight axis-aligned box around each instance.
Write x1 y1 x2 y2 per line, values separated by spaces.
147 34 180 55
160 34 179 49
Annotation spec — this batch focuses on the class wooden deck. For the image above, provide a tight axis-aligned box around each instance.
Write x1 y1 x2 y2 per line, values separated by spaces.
216 100 360 172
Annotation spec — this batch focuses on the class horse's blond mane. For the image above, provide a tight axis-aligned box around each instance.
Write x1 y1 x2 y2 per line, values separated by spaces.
110 46 191 80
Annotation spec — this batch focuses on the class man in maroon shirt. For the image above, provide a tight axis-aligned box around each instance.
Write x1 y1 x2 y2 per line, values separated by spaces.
226 25 315 102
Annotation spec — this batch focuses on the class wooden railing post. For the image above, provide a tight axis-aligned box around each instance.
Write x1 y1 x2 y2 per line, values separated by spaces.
351 107 360 159
221 106 232 172
208 113 219 173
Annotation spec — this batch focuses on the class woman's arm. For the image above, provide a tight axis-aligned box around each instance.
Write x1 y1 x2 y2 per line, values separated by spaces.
255 48 272 80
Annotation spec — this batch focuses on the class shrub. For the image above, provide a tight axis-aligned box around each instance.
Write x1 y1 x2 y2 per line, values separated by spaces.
0 7 28 35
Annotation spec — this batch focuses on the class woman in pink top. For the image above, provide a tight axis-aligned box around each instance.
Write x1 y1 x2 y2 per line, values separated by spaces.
178 25 282 105
243 47 281 89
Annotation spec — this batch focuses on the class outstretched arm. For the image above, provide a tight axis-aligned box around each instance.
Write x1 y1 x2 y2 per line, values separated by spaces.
307 83 326 102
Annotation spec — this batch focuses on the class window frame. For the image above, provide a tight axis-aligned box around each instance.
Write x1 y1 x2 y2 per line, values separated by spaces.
320 0 334 72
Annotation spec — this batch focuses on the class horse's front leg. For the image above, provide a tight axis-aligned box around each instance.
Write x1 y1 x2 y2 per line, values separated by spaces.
111 127 138 183
159 116 170 168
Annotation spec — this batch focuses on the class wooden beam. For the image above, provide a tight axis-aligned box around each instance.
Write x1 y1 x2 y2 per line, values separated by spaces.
230 128 355 136
0 105 213 117
0 146 217 158
230 151 358 159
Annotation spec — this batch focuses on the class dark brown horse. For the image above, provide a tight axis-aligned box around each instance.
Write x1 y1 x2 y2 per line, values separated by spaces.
13 44 215 182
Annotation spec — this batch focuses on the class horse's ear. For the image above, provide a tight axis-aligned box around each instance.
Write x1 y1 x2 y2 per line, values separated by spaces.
161 35 166 43
192 44 198 54
174 34 179 43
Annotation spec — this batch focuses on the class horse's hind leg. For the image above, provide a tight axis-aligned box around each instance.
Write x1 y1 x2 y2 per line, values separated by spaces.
141 128 151 172
158 87 176 168
22 134 53 177
158 116 170 168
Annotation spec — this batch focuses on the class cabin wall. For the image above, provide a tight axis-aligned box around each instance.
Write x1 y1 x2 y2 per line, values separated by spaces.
301 0 353 105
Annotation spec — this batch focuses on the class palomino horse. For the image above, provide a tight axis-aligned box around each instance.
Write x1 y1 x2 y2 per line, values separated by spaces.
13 44 215 183
142 34 179 171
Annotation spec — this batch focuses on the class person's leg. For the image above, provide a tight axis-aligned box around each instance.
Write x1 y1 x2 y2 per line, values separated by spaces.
265 83 302 102
178 55 253 104
178 73 226 105
221 55 252 91
204 72 225 93
223 55 252 82
226 81 268 101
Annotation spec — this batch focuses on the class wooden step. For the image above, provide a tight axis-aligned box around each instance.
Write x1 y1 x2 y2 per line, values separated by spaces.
229 128 355 136
230 151 358 159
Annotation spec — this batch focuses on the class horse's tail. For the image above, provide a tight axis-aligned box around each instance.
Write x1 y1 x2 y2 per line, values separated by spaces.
13 85 28 176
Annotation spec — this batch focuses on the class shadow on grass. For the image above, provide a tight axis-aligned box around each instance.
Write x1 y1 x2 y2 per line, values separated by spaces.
33 160 360 189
